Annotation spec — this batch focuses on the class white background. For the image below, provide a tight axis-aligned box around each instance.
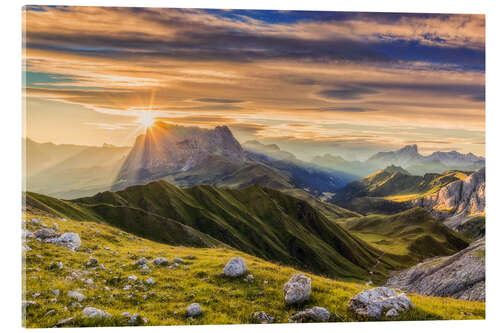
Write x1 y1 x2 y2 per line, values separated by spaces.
1 0 498 332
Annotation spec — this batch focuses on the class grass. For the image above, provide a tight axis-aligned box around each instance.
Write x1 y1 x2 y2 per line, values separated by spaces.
26 184 397 283
336 208 469 263
22 213 484 328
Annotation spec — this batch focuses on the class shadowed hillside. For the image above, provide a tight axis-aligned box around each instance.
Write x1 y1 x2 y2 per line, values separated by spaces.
25 182 405 283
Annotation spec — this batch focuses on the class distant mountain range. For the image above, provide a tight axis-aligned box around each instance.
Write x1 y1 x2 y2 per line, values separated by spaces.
25 125 484 205
24 138 130 198
312 144 484 177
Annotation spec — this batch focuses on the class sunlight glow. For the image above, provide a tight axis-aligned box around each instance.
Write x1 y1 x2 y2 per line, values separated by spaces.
137 111 155 130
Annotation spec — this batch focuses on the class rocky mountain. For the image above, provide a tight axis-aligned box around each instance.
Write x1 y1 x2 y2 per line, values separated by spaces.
331 166 468 214
112 123 246 190
413 168 485 229
386 238 485 302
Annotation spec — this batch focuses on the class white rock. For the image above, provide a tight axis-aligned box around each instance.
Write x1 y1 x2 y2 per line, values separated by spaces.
85 278 94 285
135 257 147 266
127 275 138 282
222 257 247 277
284 274 311 304
48 233 81 250
145 277 155 285
152 257 169 266
82 306 111 319
290 306 330 322
348 287 414 319
186 303 202 317
253 311 274 323
67 291 86 302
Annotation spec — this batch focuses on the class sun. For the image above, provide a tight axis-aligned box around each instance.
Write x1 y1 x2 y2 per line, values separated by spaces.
137 111 155 130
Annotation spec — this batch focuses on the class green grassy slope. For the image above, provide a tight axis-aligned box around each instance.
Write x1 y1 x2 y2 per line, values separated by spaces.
22 213 485 328
26 182 399 283
456 216 485 240
337 207 469 265
332 166 470 214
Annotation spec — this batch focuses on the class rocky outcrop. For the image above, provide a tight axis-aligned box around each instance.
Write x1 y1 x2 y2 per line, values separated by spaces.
385 238 485 302
348 287 414 318
413 168 485 228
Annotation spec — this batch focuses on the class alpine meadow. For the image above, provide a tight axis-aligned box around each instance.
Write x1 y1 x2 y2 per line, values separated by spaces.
22 6 485 327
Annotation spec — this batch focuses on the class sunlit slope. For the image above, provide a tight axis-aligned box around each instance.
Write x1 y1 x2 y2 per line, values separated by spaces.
332 166 471 214
22 213 485 328
337 208 469 264
26 182 400 282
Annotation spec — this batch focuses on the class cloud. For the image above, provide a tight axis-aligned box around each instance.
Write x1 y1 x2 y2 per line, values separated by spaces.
317 86 378 100
22 6 485 157
195 98 245 103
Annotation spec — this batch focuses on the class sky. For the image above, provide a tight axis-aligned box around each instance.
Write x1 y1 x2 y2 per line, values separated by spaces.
23 6 485 161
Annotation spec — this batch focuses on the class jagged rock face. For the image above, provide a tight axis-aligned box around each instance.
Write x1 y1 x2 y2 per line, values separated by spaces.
113 124 245 190
413 168 485 224
386 238 485 302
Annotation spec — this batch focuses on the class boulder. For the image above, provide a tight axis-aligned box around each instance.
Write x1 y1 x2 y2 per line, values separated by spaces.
47 233 81 250
283 274 311 304
290 306 330 322
186 303 202 317
173 258 184 264
34 228 58 240
145 277 155 285
253 311 274 323
127 275 138 282
348 287 414 319
82 306 111 319
135 257 147 266
222 257 247 277
152 257 168 266
67 291 86 302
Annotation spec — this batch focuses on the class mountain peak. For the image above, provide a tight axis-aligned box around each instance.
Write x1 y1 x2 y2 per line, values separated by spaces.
382 165 410 175
397 144 419 154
